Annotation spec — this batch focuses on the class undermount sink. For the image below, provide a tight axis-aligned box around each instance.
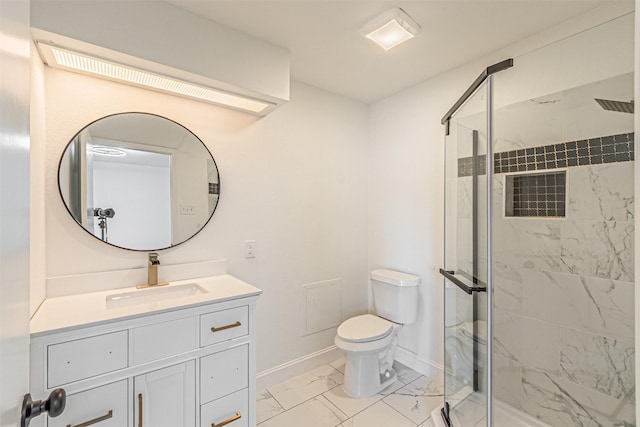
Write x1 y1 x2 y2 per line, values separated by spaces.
106 283 208 308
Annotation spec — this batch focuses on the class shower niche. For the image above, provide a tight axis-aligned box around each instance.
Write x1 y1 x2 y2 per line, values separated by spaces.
503 171 566 218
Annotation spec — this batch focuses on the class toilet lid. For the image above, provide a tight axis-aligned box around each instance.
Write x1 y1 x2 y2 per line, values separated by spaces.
337 314 393 343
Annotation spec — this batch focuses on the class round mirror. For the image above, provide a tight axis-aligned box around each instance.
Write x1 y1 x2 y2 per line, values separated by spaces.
58 113 220 251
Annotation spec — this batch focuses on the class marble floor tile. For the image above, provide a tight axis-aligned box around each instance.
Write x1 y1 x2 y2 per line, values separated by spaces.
260 361 566 427
256 389 285 424
395 361 422 384
338 401 416 427
268 364 343 410
383 375 445 425
330 357 346 374
258 395 347 427
323 379 403 418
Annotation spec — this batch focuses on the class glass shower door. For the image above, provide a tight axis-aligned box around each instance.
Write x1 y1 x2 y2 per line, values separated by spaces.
441 80 490 426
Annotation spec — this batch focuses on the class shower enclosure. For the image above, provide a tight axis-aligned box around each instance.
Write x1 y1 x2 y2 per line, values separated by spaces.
440 54 635 425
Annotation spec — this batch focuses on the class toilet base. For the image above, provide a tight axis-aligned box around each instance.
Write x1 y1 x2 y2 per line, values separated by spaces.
342 354 398 398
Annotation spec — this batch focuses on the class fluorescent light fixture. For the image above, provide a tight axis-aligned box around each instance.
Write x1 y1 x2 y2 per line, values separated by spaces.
361 8 421 51
36 42 274 114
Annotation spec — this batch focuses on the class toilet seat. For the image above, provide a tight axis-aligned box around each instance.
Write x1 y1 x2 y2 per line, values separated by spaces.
337 314 393 343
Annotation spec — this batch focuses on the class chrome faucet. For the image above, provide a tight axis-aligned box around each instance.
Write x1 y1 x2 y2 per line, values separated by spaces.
137 252 169 289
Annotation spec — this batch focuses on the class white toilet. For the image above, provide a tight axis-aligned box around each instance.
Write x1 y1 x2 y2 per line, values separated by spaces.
334 268 421 398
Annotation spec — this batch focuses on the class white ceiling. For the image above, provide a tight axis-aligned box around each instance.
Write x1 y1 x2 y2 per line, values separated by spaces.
167 0 615 103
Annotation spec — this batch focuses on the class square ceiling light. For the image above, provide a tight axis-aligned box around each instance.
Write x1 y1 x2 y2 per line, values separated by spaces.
36 41 275 115
361 8 421 51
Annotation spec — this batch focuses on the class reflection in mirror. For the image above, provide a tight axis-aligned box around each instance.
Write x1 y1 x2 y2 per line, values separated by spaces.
59 113 220 251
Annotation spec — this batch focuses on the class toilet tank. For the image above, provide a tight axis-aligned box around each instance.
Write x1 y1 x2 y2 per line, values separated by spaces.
371 268 421 324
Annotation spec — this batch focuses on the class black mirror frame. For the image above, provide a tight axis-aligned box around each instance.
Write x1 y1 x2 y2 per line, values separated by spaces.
57 112 221 252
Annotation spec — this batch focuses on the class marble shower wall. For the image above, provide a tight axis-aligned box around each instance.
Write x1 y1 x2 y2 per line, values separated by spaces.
492 145 635 426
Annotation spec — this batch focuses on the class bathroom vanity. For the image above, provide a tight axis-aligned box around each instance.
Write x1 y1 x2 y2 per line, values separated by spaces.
26 106 262 427
29 274 261 427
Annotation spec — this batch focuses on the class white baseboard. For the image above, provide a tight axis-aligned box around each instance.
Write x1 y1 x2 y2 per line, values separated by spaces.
257 345 344 391
395 346 444 381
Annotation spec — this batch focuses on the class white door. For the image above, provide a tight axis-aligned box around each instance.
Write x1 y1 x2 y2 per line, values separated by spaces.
134 361 196 427
0 1 32 427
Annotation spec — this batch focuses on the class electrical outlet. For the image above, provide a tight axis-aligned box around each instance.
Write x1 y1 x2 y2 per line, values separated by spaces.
244 240 256 259
180 205 195 215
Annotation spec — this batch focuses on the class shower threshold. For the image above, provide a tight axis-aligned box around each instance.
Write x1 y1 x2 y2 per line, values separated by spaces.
430 391 551 427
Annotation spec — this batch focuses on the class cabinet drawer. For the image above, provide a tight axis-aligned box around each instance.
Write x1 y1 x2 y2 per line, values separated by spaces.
132 316 197 365
200 388 248 427
200 306 248 347
48 380 127 427
200 344 248 404
47 331 128 387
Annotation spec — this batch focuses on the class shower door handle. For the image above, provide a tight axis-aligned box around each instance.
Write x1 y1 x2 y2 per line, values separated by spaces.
439 269 486 294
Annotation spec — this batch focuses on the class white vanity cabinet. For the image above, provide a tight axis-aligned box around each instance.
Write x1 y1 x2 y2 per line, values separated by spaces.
30 276 260 427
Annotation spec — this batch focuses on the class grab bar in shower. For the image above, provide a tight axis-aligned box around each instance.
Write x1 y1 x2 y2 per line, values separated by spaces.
439 269 487 294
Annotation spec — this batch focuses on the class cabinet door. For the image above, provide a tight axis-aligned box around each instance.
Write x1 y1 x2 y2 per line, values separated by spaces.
134 361 195 427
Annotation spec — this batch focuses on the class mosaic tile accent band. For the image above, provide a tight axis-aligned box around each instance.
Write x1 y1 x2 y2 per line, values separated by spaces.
507 172 566 217
457 132 634 177
458 155 486 177
208 182 219 195
495 132 634 174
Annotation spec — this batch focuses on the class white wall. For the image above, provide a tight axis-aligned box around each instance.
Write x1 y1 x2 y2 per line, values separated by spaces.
40 63 369 371
368 6 635 369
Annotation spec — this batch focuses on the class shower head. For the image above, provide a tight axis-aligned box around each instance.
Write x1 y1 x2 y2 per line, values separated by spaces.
595 98 634 114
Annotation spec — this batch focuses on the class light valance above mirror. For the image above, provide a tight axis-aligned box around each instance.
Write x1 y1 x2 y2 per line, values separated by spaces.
58 113 220 251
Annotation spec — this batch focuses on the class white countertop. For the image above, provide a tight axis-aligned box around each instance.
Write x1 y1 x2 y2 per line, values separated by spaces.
31 274 262 337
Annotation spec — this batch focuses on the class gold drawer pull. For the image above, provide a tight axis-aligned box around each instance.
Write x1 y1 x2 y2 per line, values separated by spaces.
212 412 241 427
67 410 113 427
211 321 241 333
138 393 143 427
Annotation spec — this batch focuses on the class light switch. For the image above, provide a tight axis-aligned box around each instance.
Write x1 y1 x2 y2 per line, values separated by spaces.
244 240 256 259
